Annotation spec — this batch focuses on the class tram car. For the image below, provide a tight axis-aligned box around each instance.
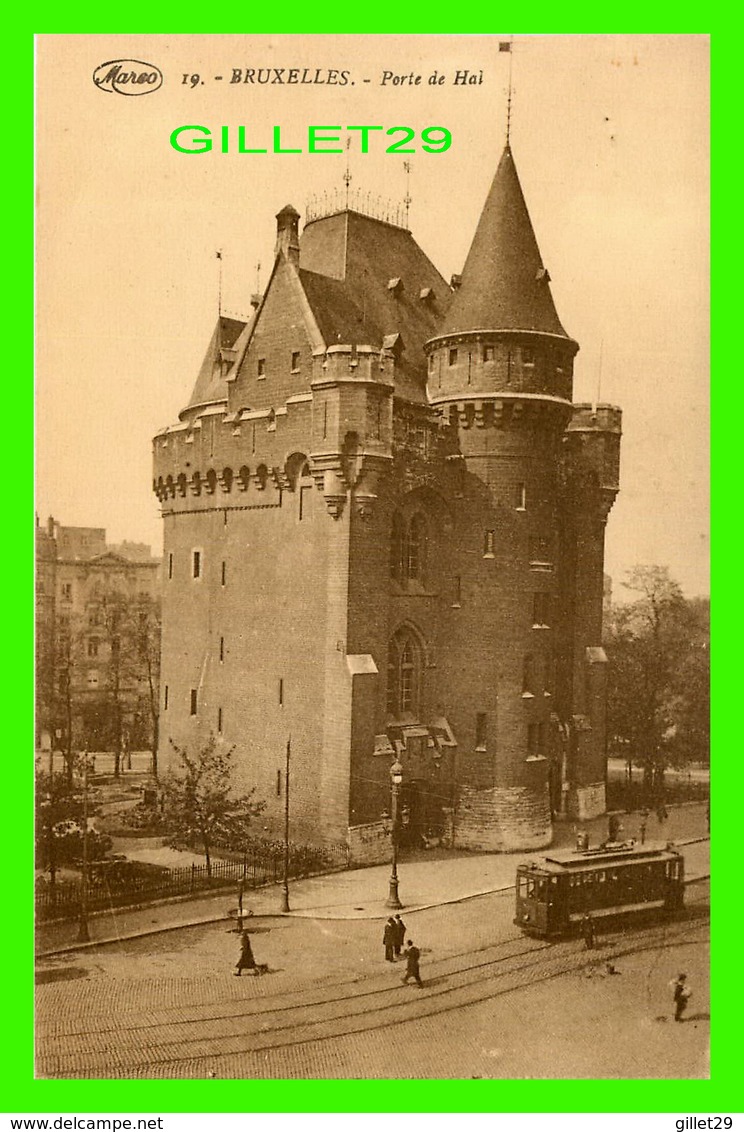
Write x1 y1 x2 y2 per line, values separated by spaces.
514 841 684 938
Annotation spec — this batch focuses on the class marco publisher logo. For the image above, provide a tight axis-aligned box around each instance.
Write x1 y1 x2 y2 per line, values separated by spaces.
93 59 163 96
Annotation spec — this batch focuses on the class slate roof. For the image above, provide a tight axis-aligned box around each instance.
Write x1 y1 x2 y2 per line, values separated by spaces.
439 146 571 340
183 315 251 415
299 210 451 403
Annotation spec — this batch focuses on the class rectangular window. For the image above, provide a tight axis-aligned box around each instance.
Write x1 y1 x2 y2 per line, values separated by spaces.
192 550 201 578
257 357 266 378
428 354 435 371
529 536 551 562
522 654 535 696
448 348 458 366
533 592 551 628
484 345 495 361
218 707 223 733
62 583 72 602
291 350 301 372
87 638 99 659
164 685 169 710
475 712 488 751
522 348 535 367
190 688 197 715
516 483 527 510
483 530 496 557
168 553 173 580
220 636 225 662
221 560 226 586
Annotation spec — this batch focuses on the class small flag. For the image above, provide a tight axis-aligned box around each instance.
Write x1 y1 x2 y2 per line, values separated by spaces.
499 41 512 52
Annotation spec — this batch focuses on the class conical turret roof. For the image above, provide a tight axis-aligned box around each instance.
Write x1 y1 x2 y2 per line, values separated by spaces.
439 146 570 340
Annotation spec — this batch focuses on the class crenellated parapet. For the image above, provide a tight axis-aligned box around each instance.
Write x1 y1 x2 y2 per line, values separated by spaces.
432 392 574 434
153 343 402 520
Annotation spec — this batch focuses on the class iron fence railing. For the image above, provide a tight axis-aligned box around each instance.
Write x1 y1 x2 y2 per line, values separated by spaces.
35 841 349 922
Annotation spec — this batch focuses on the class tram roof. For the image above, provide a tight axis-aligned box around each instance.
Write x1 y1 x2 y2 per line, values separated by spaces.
520 842 680 874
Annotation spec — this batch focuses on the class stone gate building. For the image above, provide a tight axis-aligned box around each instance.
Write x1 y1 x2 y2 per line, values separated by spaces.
153 145 621 861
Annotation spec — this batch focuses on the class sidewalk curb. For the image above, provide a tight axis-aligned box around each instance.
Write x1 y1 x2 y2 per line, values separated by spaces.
36 836 710 959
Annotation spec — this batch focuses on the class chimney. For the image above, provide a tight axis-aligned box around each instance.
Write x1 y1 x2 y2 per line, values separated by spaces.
275 204 300 266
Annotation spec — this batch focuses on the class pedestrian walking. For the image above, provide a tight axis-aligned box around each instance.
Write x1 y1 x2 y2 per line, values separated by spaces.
656 800 668 825
581 912 596 950
393 913 406 958
235 930 258 976
607 813 623 842
402 939 423 988
672 972 691 1021
383 917 397 962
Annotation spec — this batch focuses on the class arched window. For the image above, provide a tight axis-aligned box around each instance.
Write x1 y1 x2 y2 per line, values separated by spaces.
387 627 424 718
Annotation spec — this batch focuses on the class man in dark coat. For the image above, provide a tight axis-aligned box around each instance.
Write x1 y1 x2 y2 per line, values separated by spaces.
673 973 691 1021
581 912 596 950
235 931 258 976
393 914 406 958
383 917 397 962
402 939 423 987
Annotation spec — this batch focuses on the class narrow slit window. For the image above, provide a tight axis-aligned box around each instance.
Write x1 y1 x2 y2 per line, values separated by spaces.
278 677 284 706
453 575 462 606
217 707 223 733
516 483 527 510
164 685 169 710
291 350 301 372
192 550 201 578
219 636 225 663
257 357 266 378
190 688 198 715
475 712 488 751
448 348 458 366
168 553 173 580
483 530 496 557
276 769 282 797
221 560 226 586
533 592 551 628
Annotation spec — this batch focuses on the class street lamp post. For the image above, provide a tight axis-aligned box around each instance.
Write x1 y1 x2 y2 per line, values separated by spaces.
385 759 404 909
77 751 90 943
280 735 291 914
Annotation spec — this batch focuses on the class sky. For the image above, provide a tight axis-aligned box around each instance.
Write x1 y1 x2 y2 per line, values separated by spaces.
36 34 709 598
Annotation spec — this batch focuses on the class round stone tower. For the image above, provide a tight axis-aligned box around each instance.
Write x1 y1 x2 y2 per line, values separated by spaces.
425 145 580 850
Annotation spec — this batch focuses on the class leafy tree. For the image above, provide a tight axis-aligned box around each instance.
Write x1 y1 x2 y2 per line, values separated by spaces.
35 766 112 885
133 597 161 777
605 566 709 797
157 737 265 875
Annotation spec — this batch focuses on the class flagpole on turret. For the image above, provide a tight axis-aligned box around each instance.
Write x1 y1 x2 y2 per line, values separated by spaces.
501 36 515 145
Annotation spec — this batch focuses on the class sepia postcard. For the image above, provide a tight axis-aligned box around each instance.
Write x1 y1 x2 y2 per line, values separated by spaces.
34 33 710 1091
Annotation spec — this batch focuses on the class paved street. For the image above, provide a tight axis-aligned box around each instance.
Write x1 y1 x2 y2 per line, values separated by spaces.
36 833 709 1079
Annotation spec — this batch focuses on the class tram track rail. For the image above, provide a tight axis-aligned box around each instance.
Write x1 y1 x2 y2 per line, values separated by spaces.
37 891 709 1079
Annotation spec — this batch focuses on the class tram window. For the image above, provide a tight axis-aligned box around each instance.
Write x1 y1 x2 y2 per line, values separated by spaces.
598 871 606 883
526 879 536 899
